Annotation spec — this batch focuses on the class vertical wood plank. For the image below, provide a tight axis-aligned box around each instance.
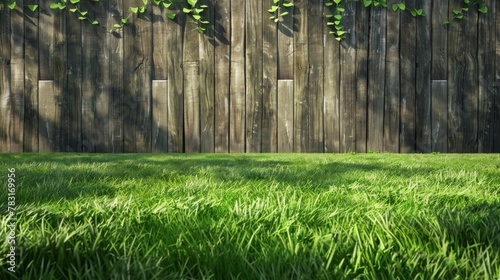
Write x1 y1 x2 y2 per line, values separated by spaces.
214 0 230 152
199 0 215 153
308 0 324 152
384 0 400 152
230 0 245 152
293 0 308 152
277 4 294 79
109 0 124 153
367 6 386 152
10 1 24 152
277 80 294 152
245 0 263 152
152 4 168 81
339 2 356 153
431 0 448 80
448 0 478 153
54 7 68 152
81 1 96 153
38 81 57 152
415 1 432 153
355 1 368 153
478 0 496 152
23 5 39 152
431 80 448 152
152 80 168 152
399 7 416 153
39 2 54 81
167 11 185 153
324 4 340 153
0 7 11 152
183 17 200 153
495 0 500 153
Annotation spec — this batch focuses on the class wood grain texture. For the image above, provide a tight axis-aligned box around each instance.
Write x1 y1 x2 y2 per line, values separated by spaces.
0 8 11 152
431 0 448 80
277 4 294 79
109 0 124 153
38 81 56 152
55 7 69 152
431 80 448 152
230 0 245 152
10 3 24 152
355 1 368 153
293 0 308 152
152 80 168 152
277 80 293 152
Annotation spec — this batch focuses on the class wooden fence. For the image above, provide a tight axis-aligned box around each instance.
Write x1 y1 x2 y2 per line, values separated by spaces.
0 0 499 153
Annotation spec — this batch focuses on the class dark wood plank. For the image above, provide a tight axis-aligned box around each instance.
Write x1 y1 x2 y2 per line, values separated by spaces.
152 80 168 152
109 0 123 153
307 0 324 152
495 0 500 152
245 0 263 152
431 80 448 152
152 4 168 81
277 80 294 152
54 6 68 152
38 81 56 152
262 1 278 153
0 7 11 152
339 2 356 153
214 0 230 152
399 6 416 153
431 0 448 80
293 0 308 152
81 1 96 153
478 0 496 152
415 1 432 153
384 0 400 153
277 4 293 79
355 0 368 153
199 0 215 153
23 4 39 152
367 6 386 152
447 0 478 152
39 1 54 80
230 0 245 152
10 1 24 152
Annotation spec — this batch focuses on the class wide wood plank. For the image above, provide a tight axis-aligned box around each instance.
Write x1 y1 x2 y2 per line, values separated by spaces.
277 3 294 79
431 80 448 152
277 80 294 152
384 0 400 153
431 0 448 80
355 0 368 153
38 81 57 152
230 0 245 152
54 6 68 152
10 1 24 152
0 7 11 152
214 0 230 152
39 2 54 80
152 4 168 81
245 0 263 152
367 6 386 152
293 0 308 152
152 80 168 152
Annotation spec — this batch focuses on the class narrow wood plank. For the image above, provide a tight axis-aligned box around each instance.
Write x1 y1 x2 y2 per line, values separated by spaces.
384 0 400 153
355 0 368 153
293 0 309 152
447 0 478 153
39 1 54 80
262 1 278 153
230 0 246 152
109 0 124 153
152 4 168 81
38 81 57 152
214 0 230 152
0 7 11 152
10 1 24 152
399 6 416 153
496 1 500 152
152 80 168 152
323 4 340 153
277 4 294 79
431 80 448 152
478 0 496 152
431 0 448 80
415 1 432 153
308 0 324 152
23 5 39 152
245 0 263 152
81 2 96 153
199 0 215 153
339 2 356 153
277 80 294 152
54 6 68 152
367 6 386 153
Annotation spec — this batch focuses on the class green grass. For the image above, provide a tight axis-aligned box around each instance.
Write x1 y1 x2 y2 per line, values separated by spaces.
1 153 499 279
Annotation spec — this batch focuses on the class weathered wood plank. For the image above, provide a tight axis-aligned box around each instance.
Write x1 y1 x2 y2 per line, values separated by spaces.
293 0 308 152
367 6 386 152
38 81 57 152
230 0 245 152
39 1 54 81
399 6 416 153
245 0 263 152
152 4 168 81
10 1 24 152
152 80 168 152
23 5 39 152
277 4 294 79
54 6 68 152
431 0 448 80
167 12 184 153
109 0 123 153
81 1 96 153
355 0 368 153
308 0 324 152
431 80 447 152
415 1 432 153
384 0 400 153
199 0 215 153
339 2 356 153
0 7 11 152
277 80 294 152
214 0 230 152
478 0 496 152
447 0 478 153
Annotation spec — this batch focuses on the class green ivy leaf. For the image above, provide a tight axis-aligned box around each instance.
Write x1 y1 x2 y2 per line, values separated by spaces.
142 0 148 5
268 6 279 13
183 8 192 13
187 0 197 6
8 2 16 9
281 11 289 16
163 2 172 9
70 0 80 4
28 5 38 12
478 6 488 13
131 6 139 13
121 18 128 24
92 20 99 25
283 2 293 8
114 23 121 28
193 14 201 20
166 13 176 19
70 8 77 12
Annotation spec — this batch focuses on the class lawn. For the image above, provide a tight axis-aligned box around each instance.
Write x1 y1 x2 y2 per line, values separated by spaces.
1 153 499 279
